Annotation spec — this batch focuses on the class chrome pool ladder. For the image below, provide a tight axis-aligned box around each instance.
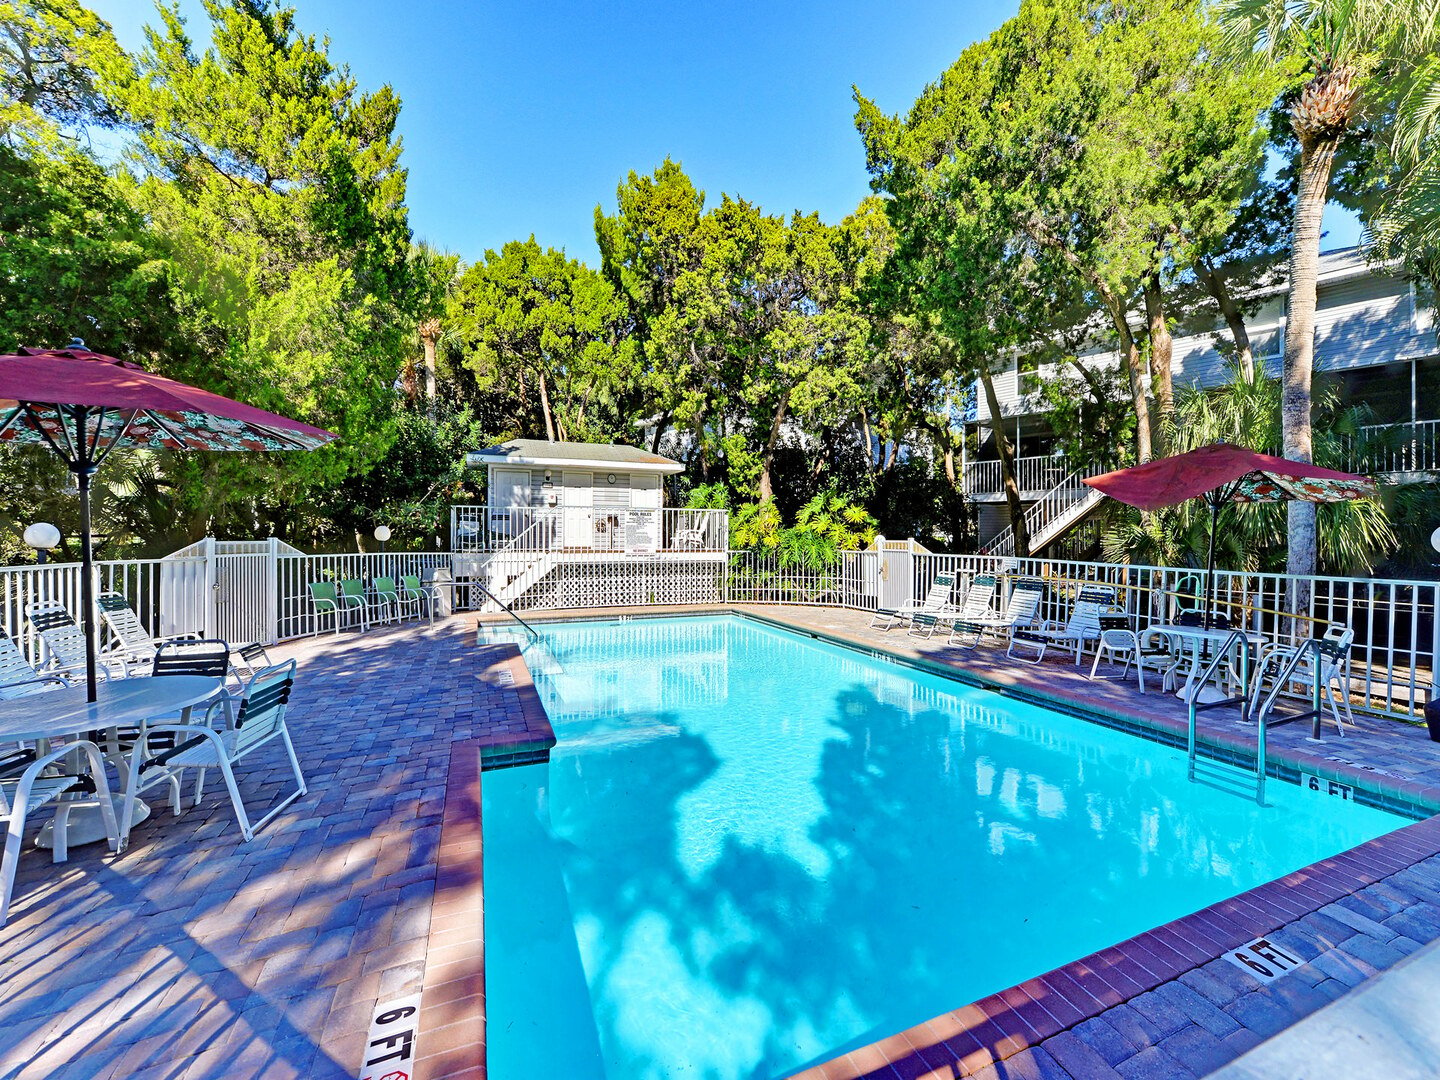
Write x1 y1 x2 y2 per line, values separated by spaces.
1185 631 1257 800
1186 632 1331 805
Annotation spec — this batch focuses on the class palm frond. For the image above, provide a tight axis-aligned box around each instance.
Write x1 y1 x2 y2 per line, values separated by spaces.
1390 54 1440 159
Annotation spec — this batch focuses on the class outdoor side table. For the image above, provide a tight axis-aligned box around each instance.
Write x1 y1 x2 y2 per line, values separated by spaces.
1140 624 1265 705
0 677 224 851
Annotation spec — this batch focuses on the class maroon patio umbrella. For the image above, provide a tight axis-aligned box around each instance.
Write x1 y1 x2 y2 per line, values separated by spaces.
0 345 335 699
1083 443 1378 628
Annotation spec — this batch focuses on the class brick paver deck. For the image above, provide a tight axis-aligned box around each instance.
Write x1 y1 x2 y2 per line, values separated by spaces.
5 604 1440 1080
0 616 549 1080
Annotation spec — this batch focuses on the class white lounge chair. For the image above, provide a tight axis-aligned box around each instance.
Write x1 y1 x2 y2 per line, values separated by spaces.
24 601 124 681
1008 586 1118 665
948 578 1045 649
0 635 65 700
870 571 967 632
97 591 200 673
909 573 1000 639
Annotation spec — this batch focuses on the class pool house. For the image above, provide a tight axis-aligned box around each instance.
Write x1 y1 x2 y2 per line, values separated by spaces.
450 439 729 609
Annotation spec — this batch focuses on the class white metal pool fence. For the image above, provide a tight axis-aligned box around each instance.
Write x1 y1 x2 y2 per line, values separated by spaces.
450 504 729 554
908 552 1437 720
0 544 1432 721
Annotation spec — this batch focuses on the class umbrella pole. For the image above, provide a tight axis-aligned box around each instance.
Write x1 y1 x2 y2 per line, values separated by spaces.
77 464 99 702
1204 497 1220 631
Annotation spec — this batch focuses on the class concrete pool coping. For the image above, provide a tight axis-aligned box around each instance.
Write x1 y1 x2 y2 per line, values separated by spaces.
465 604 1440 1080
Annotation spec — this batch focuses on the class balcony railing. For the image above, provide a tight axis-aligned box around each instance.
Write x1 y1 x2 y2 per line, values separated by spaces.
1348 420 1440 475
962 455 1072 495
450 504 729 554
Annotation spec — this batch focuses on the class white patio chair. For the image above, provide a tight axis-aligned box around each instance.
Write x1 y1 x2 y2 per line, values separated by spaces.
870 571 968 632
908 573 997 638
673 515 706 550
24 601 124 681
0 634 65 700
1255 625 1356 735
1087 614 1183 691
1008 586 1117 665
124 659 306 843
229 641 274 683
948 578 1045 649
2 740 118 925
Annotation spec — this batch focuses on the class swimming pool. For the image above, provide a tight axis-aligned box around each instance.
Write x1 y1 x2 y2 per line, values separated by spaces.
480 615 1405 1079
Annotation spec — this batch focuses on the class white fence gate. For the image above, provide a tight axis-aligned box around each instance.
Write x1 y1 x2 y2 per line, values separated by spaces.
878 545 912 612
215 552 276 648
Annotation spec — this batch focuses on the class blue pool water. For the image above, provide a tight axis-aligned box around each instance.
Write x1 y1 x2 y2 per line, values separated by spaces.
481 616 1405 1080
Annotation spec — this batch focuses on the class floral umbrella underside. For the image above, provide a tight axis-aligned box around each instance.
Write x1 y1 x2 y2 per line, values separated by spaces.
0 347 333 454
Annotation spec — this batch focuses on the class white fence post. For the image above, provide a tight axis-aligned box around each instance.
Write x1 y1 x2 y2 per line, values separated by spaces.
202 536 218 638
265 537 281 645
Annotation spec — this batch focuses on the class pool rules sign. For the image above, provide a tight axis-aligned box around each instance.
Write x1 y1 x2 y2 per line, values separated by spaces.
358 994 421 1080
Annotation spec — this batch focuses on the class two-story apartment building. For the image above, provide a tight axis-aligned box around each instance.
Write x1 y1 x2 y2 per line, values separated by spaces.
962 247 1439 556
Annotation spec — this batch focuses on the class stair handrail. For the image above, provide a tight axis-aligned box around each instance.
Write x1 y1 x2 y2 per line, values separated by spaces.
985 469 1097 558
1249 638 1334 806
483 509 559 601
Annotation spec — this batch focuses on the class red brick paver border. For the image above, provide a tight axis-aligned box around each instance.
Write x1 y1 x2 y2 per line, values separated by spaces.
413 741 485 1080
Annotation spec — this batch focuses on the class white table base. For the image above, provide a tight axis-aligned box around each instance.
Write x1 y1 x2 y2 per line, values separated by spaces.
36 796 150 851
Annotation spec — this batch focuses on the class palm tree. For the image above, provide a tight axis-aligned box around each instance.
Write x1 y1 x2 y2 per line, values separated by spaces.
408 242 460 419
1367 19 1440 297
1216 0 1409 580
417 316 442 413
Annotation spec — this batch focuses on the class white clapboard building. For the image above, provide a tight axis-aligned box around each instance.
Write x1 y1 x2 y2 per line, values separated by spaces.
451 439 729 610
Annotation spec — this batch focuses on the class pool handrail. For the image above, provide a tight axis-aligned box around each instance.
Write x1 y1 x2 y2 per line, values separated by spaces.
1184 630 1257 799
475 580 539 641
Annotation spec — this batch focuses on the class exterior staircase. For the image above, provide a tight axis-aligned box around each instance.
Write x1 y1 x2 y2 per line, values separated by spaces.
480 513 562 610
485 550 557 609
983 470 1105 558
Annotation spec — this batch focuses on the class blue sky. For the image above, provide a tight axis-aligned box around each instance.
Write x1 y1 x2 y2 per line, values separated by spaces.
89 0 1360 266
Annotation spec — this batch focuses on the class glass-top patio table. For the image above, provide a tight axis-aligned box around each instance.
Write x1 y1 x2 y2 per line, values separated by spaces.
0 676 224 849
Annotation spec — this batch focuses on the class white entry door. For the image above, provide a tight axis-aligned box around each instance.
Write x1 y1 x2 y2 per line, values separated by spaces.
563 471 593 549
492 468 531 540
